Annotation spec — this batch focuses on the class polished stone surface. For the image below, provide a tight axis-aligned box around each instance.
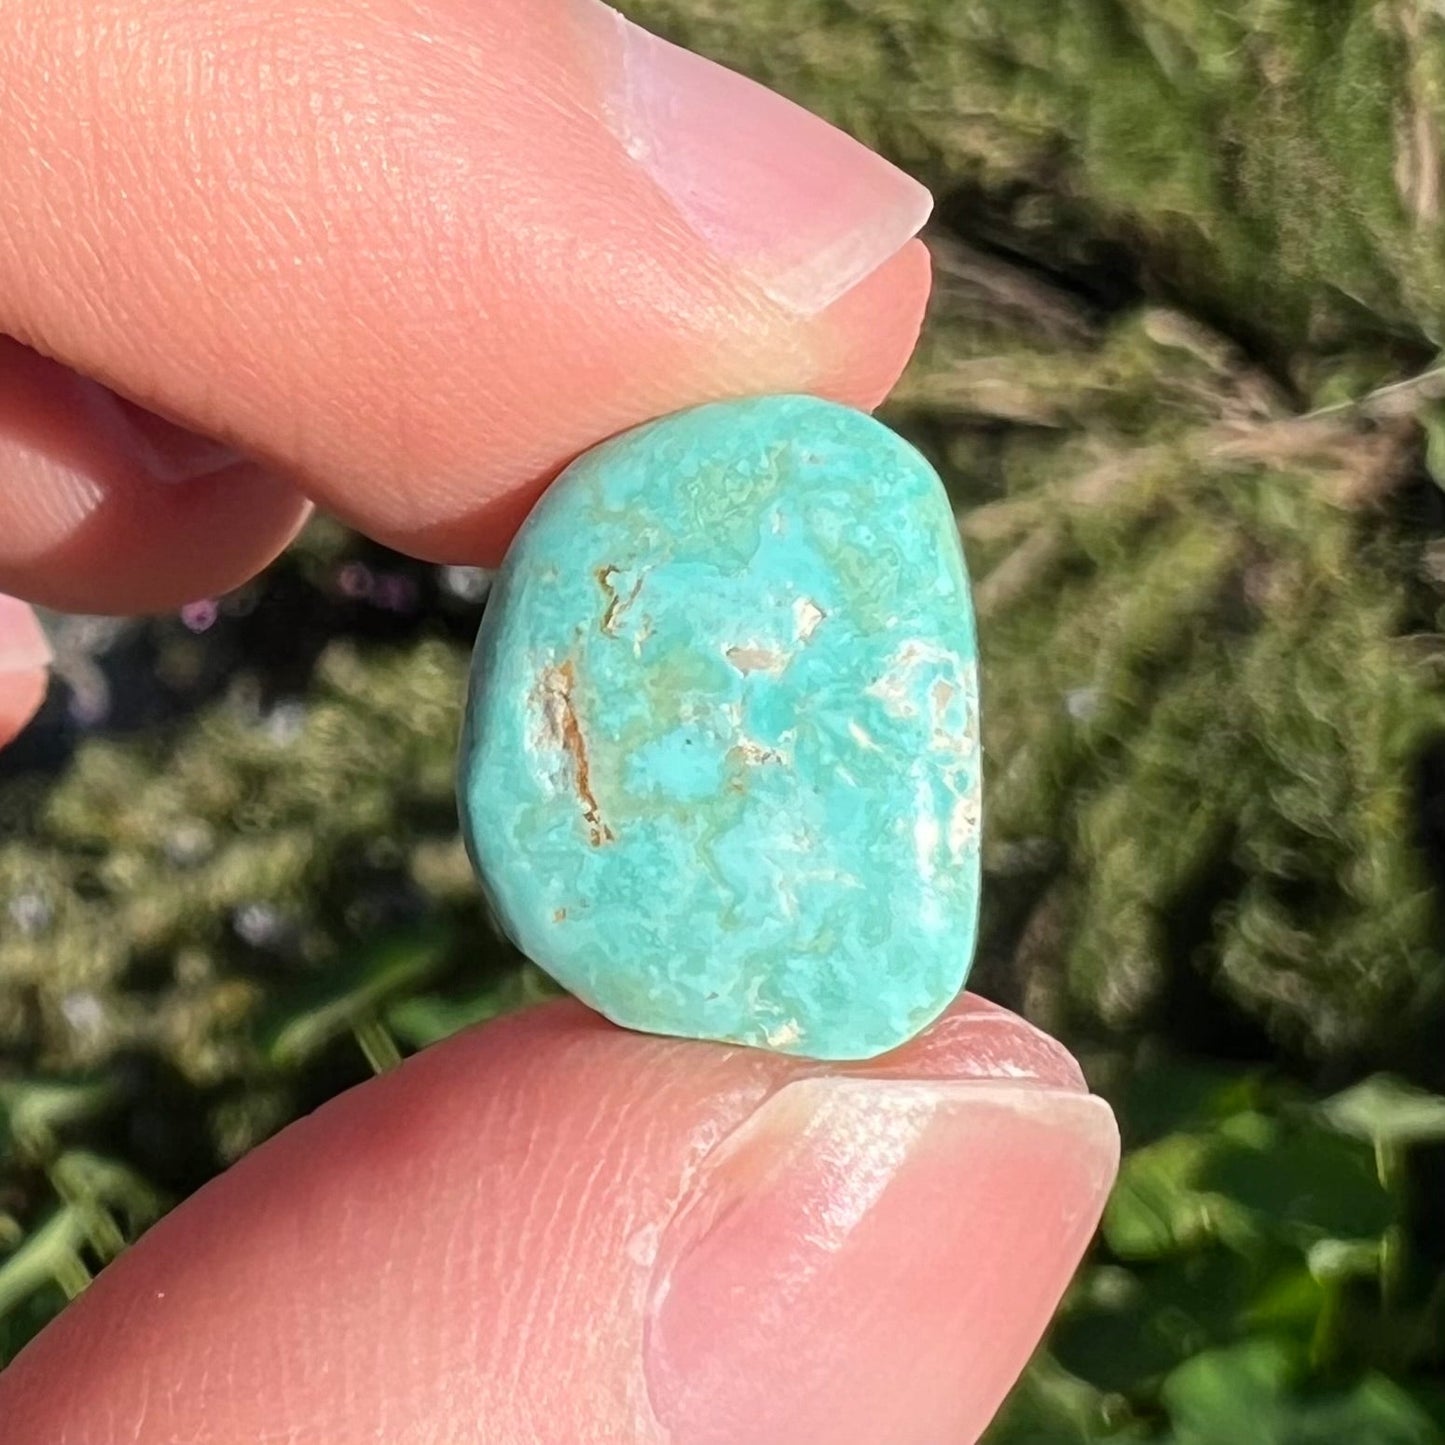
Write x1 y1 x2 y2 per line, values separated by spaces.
459 395 980 1058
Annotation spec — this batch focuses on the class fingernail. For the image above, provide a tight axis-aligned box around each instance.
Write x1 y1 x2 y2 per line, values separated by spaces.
0 595 52 674
587 4 933 315
647 1077 1118 1445
73 377 242 485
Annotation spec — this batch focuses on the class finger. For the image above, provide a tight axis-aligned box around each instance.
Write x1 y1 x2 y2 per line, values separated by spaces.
0 340 311 612
0 997 1118 1444
0 0 933 610
0 593 50 743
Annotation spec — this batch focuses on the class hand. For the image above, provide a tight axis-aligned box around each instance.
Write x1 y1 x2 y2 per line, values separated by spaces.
0 1 1119 1440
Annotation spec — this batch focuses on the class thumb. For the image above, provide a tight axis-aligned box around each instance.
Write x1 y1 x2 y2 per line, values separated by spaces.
0 997 1118 1444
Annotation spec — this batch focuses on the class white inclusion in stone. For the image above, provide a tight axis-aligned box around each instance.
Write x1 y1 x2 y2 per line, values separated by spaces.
866 664 914 717
743 974 768 1016
725 643 790 675
526 658 570 799
928 667 979 757
848 721 882 752
777 882 801 921
793 596 825 642
913 777 942 880
765 1019 803 1049
928 679 961 753
866 639 967 722
794 863 863 893
947 780 982 859
732 737 788 766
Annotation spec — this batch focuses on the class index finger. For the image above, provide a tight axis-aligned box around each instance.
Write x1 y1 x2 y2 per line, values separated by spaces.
0 0 932 609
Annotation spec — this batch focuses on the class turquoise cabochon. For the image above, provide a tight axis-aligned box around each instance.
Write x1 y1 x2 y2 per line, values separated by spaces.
458 395 980 1060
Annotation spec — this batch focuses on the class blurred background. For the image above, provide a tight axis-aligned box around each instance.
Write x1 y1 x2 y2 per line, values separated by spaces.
4 0 1445 1438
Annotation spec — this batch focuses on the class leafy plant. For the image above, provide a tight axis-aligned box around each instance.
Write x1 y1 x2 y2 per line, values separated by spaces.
985 1057 1445 1442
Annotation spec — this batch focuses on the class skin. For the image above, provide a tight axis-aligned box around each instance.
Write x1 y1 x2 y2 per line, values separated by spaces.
0 1 1121 1439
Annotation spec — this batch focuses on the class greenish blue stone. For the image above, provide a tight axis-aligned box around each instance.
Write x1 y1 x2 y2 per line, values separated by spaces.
458 395 981 1060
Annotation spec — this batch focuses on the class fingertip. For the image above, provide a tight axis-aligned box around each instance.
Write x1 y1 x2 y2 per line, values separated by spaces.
644 995 1115 1445
0 456 312 615
592 5 933 317
0 343 311 612
0 592 51 671
811 238 934 411
0 667 49 747
0 594 51 745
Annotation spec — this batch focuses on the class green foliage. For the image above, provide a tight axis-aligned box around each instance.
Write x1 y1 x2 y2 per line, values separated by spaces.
626 0 1445 358
0 1078 163 1363
986 1058 1445 1442
959 306 1445 1056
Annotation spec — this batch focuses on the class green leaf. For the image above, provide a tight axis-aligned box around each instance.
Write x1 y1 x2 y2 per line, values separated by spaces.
1422 404 1445 493
1306 1238 1382 1285
983 1353 1147 1443
385 963 560 1049
1119 1056 1266 1142
261 923 451 1069
1102 1132 1256 1259
1319 1077 1445 1149
47 1150 164 1242
1053 1253 1266 1392
0 1208 94 1316
1159 1339 1443 1445
1200 1120 1394 1246
0 1079 118 1159
1243 1263 1330 1335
